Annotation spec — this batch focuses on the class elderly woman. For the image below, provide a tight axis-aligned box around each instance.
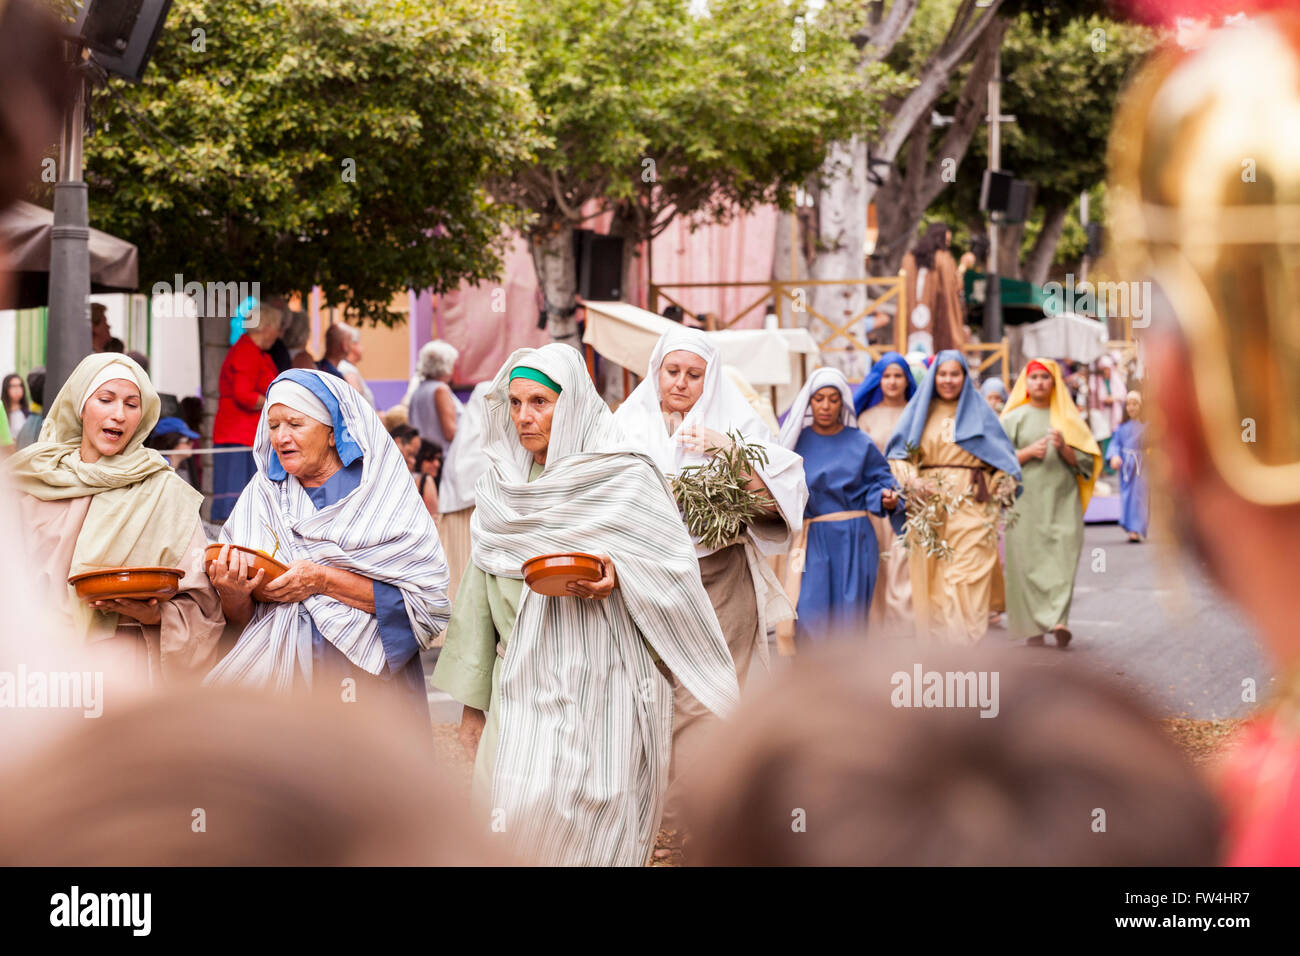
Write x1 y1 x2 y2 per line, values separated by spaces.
7 353 223 683
433 345 738 866
778 367 904 643
204 369 450 723
886 351 1021 645
408 340 461 450
612 326 806 843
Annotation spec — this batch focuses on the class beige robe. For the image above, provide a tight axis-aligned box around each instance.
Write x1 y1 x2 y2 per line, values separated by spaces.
891 400 1006 645
20 494 224 686
857 402 913 636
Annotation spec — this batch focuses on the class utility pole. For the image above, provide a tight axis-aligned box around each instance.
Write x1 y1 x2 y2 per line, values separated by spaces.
1078 189 1090 285
984 46 1014 377
46 46 90 402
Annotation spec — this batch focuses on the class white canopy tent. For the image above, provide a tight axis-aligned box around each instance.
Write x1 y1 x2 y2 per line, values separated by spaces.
581 300 820 415
1018 311 1110 366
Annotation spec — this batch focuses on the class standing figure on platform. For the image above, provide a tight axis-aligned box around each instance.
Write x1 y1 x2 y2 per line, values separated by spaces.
1000 358 1101 649
1108 390 1149 543
778 367 904 644
886 351 1021 645
901 223 968 355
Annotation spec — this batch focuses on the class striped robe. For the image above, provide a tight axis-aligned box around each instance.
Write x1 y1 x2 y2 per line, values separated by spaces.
205 372 450 690
472 345 740 866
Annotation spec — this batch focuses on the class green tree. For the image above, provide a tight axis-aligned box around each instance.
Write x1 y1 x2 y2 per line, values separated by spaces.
493 0 885 346
84 0 542 321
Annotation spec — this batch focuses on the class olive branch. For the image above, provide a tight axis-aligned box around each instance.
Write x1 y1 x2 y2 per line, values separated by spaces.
670 431 774 552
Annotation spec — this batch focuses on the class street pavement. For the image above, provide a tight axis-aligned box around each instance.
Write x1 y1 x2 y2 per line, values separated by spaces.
425 522 1273 724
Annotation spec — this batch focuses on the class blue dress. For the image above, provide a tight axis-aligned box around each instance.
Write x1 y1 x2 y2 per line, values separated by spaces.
792 428 904 642
1109 420 1148 537
301 459 429 727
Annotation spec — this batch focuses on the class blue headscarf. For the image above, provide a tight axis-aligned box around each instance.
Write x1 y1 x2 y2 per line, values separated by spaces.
884 350 1021 480
853 351 917 415
264 369 364 481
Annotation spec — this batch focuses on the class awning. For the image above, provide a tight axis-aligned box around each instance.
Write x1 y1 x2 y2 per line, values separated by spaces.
1019 311 1109 365
582 300 820 410
962 270 1057 326
0 201 139 309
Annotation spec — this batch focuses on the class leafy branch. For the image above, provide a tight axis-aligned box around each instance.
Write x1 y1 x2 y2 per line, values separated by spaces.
671 431 773 552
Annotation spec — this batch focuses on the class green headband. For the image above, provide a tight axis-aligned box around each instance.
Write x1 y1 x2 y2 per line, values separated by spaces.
509 366 562 395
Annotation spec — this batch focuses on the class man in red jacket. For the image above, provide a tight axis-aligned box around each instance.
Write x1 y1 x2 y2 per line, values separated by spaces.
211 306 283 521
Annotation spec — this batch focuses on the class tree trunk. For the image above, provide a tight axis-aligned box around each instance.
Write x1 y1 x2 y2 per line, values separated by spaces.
808 136 869 376
1023 200 1069 286
529 223 580 349
996 220 1025 281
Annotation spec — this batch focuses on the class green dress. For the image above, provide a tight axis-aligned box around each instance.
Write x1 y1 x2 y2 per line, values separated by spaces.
1001 404 1094 639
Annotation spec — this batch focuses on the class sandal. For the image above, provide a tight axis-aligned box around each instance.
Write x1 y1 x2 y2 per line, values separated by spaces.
1052 627 1072 649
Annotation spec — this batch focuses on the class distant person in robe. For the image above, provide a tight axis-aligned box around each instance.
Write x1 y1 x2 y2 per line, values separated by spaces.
778 367 903 643
1108 390 1148 543
886 351 1021 644
1000 359 1101 649
854 351 917 635
901 223 967 355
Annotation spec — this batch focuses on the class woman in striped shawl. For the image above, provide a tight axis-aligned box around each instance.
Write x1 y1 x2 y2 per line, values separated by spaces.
433 344 739 866
204 369 450 726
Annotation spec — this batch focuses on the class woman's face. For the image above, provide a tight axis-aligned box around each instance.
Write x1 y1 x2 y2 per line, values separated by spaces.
267 405 338 480
658 350 708 416
1026 368 1055 403
879 365 907 400
80 379 143 462
6 377 23 405
509 378 558 462
170 437 194 461
810 386 843 430
1126 395 1142 419
934 360 965 401
420 456 441 478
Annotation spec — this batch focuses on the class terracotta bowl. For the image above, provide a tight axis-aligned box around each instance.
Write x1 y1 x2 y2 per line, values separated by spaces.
67 567 184 603
203 542 289 601
521 552 604 597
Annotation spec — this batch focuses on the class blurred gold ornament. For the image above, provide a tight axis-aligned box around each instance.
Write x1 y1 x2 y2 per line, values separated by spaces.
1109 13 1300 505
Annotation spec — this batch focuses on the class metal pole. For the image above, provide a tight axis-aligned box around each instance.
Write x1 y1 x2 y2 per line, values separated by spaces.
984 46 1004 379
46 62 90 402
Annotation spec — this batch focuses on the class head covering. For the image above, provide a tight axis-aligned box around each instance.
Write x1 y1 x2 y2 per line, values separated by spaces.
981 377 1008 401
263 370 362 481
266 378 332 427
885 350 1022 481
438 380 493 514
78 360 140 417
853 351 917 415
1003 356 1103 510
206 367 450 691
6 352 200 636
469 343 739 865
509 365 563 395
779 367 856 450
152 417 199 441
1025 359 1051 378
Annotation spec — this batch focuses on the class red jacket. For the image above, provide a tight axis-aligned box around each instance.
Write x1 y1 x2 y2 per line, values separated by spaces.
213 334 277 446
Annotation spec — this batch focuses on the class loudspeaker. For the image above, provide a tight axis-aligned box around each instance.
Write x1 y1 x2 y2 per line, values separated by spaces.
1004 179 1031 224
980 170 1014 213
76 0 174 83
573 229 624 301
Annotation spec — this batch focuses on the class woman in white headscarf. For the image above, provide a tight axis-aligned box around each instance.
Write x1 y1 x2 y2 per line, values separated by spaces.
433 344 738 866
777 367 904 644
612 326 807 842
204 369 450 725
7 353 223 685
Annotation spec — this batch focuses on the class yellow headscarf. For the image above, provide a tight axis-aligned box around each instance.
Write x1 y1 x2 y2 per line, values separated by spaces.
6 353 202 635
1002 357 1103 511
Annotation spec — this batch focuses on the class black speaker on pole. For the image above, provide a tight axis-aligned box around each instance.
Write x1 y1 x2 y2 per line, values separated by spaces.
980 170 1014 214
1004 179 1031 224
573 229 624 301
75 0 174 82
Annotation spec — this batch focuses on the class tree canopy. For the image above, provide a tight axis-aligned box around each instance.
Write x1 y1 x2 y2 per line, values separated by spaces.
83 0 543 322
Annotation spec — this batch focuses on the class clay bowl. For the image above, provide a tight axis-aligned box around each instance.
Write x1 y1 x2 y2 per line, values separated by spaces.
68 567 184 603
203 542 289 601
521 552 604 597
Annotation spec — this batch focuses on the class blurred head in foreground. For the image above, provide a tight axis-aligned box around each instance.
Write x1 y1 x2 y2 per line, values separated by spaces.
683 643 1220 866
1109 10 1300 866
0 688 502 865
